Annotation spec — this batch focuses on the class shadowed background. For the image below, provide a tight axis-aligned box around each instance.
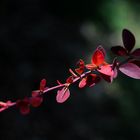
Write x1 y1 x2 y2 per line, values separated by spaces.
0 0 140 140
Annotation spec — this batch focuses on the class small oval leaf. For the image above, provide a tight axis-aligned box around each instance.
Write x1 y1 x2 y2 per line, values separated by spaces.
79 78 87 88
119 63 140 79
56 87 70 103
30 97 43 107
40 79 46 91
92 49 105 66
122 29 135 52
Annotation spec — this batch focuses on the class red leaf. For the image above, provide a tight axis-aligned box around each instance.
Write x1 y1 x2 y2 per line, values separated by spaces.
20 106 30 115
66 76 73 84
92 49 105 66
98 65 114 83
79 78 87 88
76 59 85 69
56 87 70 103
119 63 140 79
75 67 84 75
86 74 101 87
40 79 46 91
111 46 127 56
30 97 43 107
131 48 140 57
122 29 135 52
17 98 30 115
32 90 40 97
98 65 114 76
86 64 97 70
97 45 106 57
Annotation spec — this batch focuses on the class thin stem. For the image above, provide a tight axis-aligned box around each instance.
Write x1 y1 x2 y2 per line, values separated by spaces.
0 70 91 113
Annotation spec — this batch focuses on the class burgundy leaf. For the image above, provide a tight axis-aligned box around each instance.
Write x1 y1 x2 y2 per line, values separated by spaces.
119 63 140 79
129 60 140 67
56 87 70 103
66 76 73 84
40 79 46 91
30 97 43 107
131 48 140 57
86 74 101 87
32 90 40 97
111 46 127 56
100 73 113 83
122 29 135 52
16 98 30 115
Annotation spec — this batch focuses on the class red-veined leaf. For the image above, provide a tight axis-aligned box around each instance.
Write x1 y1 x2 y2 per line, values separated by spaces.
111 46 127 56
56 87 70 103
119 63 140 79
122 29 135 52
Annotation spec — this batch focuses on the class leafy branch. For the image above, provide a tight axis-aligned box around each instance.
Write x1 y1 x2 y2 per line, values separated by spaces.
0 29 140 115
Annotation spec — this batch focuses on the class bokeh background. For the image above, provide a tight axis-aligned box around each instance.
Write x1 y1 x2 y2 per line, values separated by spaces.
0 0 140 139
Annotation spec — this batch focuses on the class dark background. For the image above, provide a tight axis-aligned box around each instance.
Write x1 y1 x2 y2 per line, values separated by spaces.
0 0 140 140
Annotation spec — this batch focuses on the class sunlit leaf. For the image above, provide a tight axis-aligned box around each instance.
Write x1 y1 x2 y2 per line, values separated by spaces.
92 49 105 66
98 65 114 76
86 64 96 70
79 78 87 88
56 87 70 103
